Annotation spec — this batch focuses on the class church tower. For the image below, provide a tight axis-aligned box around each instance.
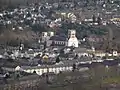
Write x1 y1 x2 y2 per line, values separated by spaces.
41 32 48 42
68 30 79 47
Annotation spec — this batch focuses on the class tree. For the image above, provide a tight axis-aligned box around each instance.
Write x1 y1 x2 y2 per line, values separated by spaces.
44 41 47 50
56 56 60 63
72 63 76 72
97 16 102 25
74 54 78 59
51 41 55 46
92 15 96 23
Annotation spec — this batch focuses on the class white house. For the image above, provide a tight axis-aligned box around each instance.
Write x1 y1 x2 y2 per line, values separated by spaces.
112 51 118 56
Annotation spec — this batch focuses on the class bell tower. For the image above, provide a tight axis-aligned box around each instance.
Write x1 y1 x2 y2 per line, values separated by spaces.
68 30 76 38
68 30 79 47
41 32 48 42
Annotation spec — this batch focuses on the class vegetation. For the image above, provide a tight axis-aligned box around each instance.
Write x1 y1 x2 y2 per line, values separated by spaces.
56 56 60 63
60 22 107 39
1 65 120 90
103 77 120 84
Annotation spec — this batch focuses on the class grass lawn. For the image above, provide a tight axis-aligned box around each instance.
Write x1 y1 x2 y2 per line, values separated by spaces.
102 76 120 84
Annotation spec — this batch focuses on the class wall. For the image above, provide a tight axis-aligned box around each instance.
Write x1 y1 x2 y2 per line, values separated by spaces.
24 66 73 75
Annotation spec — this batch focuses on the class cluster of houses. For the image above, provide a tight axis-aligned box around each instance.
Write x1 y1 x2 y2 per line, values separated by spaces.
40 29 120 59
0 2 80 31
0 27 118 62
0 0 119 32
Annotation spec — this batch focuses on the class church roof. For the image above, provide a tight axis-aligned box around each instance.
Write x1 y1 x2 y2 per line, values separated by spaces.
50 35 67 41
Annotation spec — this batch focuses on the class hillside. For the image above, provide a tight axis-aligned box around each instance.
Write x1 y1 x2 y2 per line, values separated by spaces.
0 28 38 47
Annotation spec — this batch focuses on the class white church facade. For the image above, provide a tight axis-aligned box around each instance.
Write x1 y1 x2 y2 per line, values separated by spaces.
67 30 79 47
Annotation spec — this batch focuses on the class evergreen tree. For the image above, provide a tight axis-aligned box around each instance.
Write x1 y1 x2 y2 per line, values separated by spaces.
56 56 60 63
44 41 47 50
92 15 96 23
97 16 102 25
72 63 76 72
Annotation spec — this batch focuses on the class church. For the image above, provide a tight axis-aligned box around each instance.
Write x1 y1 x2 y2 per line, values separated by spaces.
42 30 79 48
67 30 79 47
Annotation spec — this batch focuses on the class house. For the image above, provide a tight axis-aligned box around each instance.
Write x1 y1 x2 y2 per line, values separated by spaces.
87 35 104 43
94 51 106 57
41 31 55 42
18 65 73 75
74 47 89 57
87 50 106 57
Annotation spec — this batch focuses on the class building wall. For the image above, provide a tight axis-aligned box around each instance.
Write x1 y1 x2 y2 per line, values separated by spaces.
47 40 67 47
94 53 106 57
68 39 78 47
24 66 73 75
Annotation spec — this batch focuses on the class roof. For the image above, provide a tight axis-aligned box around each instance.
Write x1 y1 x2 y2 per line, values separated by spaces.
20 64 73 70
74 47 87 53
50 35 67 41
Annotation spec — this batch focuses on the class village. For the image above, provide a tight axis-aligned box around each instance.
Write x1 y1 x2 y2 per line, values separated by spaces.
0 0 120 90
